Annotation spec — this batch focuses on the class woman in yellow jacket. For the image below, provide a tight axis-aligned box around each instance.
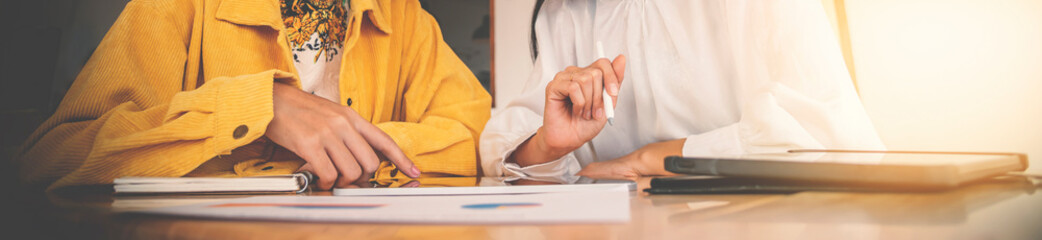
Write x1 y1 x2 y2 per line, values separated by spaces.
17 0 492 191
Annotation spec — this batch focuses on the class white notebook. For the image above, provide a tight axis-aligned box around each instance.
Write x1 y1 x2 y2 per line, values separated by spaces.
113 172 312 194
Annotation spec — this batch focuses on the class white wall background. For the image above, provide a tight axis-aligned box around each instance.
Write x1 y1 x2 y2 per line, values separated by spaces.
493 0 1042 173
492 0 536 108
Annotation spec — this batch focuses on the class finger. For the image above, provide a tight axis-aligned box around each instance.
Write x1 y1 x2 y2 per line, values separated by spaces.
297 163 327 191
325 141 363 188
611 54 627 105
358 124 420 178
591 58 619 98
547 72 590 125
584 68 603 120
547 70 575 102
585 68 605 120
548 73 587 119
572 70 596 120
567 81 586 117
575 161 640 180
337 122 381 176
338 106 417 178
297 162 315 182
575 163 605 178
297 146 338 190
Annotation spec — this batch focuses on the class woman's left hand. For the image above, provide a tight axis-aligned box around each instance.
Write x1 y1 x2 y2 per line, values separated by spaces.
576 139 685 179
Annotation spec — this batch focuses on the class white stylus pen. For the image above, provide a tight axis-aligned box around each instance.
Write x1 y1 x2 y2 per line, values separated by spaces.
596 41 616 126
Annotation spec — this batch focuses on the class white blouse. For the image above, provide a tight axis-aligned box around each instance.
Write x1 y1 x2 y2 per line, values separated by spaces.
480 0 885 181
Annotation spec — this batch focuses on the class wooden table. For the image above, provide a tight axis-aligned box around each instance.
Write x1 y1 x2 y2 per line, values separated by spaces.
10 175 1042 240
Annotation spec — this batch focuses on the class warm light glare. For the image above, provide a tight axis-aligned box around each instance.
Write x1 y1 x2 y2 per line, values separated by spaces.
847 0 1042 172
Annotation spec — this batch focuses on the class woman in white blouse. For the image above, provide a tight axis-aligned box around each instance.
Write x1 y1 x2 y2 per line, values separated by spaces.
480 0 885 182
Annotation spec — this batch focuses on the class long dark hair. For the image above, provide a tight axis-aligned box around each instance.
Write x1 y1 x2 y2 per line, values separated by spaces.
531 0 544 61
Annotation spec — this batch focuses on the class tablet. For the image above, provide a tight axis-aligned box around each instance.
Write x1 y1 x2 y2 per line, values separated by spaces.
333 177 637 196
664 150 1028 189
644 176 896 194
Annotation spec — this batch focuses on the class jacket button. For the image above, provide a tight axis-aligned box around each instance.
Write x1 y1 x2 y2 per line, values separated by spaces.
233 125 248 139
347 98 353 106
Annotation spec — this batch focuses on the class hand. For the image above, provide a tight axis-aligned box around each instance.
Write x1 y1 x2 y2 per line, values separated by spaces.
509 55 627 167
265 83 420 190
576 139 684 180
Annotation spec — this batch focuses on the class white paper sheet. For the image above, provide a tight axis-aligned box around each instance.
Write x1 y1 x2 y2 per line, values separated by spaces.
132 184 630 224
333 181 636 196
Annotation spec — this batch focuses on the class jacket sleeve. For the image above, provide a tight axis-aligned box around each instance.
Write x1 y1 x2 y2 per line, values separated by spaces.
681 0 885 156
372 3 493 178
16 1 285 191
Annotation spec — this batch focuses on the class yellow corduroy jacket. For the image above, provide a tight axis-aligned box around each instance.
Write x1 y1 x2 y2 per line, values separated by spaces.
17 0 492 191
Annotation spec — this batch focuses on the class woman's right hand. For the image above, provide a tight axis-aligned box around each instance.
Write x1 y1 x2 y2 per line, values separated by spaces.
509 55 627 167
265 82 420 190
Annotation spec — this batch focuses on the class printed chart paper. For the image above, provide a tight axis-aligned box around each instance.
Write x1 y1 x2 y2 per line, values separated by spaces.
132 184 630 224
334 181 636 196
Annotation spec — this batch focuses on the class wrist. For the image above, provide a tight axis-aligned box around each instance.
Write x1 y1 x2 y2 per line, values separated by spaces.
531 127 572 161
510 127 571 167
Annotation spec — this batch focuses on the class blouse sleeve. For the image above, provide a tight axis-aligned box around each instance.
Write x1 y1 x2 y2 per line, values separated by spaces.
480 0 591 179
682 0 885 157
